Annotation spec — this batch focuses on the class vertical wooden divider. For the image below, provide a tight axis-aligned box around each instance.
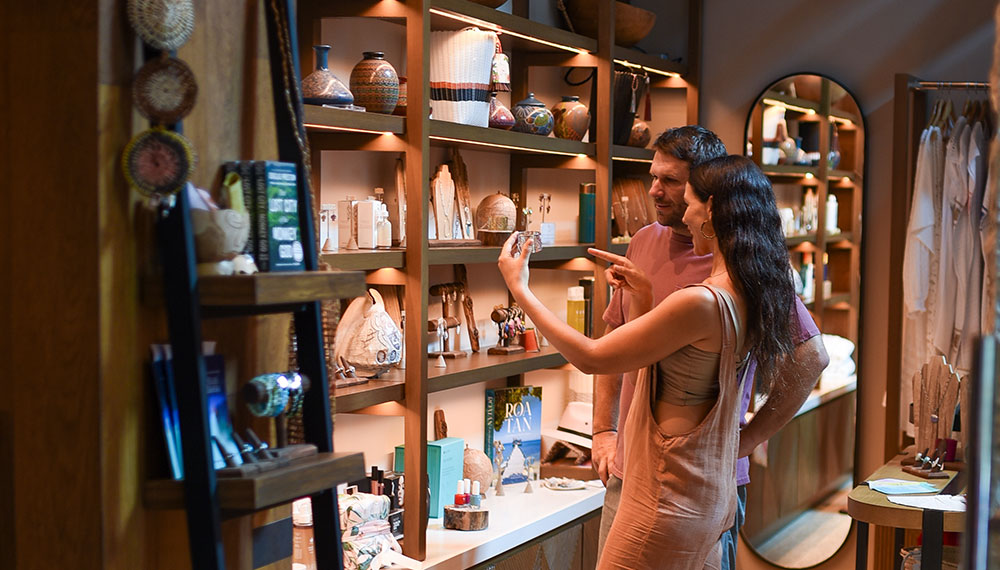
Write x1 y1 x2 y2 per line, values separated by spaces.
685 0 702 123
593 0 615 322
403 0 430 559
813 80 831 322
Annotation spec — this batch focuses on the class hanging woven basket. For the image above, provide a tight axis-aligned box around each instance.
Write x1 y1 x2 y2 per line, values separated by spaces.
127 0 195 51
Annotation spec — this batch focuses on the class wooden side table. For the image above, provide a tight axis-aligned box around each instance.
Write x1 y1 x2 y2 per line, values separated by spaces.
847 448 964 570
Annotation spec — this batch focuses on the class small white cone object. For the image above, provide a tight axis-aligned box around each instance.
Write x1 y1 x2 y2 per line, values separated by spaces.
435 354 447 368
523 480 534 493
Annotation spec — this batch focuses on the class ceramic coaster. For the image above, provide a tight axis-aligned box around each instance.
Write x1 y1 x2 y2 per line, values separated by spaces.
133 55 198 124
122 127 196 196
127 0 195 51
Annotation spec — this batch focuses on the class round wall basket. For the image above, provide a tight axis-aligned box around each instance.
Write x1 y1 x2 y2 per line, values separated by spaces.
127 0 195 51
122 127 197 196
133 55 198 124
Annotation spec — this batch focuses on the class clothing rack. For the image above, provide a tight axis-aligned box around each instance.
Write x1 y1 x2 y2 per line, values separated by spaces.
910 80 990 91
887 73 993 460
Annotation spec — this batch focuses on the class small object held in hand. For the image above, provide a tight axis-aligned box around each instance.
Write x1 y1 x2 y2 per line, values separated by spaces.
511 230 543 257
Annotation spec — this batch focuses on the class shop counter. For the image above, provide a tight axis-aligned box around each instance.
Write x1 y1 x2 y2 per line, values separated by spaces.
418 481 604 570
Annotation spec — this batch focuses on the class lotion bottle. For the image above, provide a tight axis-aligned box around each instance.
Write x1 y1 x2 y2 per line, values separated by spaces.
567 286 586 334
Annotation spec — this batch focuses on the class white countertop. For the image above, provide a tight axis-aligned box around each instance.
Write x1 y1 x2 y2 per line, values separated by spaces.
414 481 605 570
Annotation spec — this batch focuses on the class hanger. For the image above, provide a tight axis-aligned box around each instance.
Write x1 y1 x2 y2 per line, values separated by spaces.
929 99 942 128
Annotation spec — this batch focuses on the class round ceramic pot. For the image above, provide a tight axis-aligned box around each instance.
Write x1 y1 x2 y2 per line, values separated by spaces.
552 95 589 140
511 92 554 136
488 93 515 130
301 45 354 106
393 77 407 116
349 51 399 114
627 119 651 148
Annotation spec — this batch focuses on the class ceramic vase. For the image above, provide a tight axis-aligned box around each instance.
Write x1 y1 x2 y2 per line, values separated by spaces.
512 92 554 136
552 95 589 140
301 45 354 106
488 92 515 130
626 118 651 148
349 51 399 114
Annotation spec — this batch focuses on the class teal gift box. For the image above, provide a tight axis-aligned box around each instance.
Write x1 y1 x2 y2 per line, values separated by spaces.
394 436 464 519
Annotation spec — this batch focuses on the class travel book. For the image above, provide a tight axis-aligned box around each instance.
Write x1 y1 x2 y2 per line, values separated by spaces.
150 343 242 477
485 386 542 484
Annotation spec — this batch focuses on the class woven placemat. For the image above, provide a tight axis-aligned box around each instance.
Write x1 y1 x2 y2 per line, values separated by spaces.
127 0 195 51
122 127 196 196
133 55 198 124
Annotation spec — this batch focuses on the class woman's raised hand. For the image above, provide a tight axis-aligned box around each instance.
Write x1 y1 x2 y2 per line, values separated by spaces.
588 248 652 301
498 232 534 295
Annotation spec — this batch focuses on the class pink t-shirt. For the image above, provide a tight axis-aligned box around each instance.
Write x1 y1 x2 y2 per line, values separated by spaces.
602 224 820 485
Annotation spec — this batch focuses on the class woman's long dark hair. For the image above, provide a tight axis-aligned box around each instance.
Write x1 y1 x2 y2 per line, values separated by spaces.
689 155 796 390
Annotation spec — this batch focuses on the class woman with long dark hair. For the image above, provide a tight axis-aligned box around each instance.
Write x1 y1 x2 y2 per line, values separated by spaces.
497 155 796 569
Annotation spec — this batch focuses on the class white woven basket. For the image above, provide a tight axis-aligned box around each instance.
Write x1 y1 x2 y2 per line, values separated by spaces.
430 28 497 127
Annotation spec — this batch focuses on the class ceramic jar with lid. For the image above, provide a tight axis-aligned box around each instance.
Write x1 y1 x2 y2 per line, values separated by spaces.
552 95 589 141
349 51 399 114
301 45 354 107
488 93 515 130
511 92 554 136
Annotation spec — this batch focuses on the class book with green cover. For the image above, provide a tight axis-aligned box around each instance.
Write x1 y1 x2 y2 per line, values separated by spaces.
253 161 305 272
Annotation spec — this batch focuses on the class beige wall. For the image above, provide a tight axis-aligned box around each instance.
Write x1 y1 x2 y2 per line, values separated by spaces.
699 1 996 568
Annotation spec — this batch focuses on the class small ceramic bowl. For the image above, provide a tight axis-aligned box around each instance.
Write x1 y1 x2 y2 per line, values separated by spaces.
191 208 251 262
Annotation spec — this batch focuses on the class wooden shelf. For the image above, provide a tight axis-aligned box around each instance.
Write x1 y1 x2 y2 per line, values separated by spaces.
830 169 858 181
336 377 406 413
824 292 852 308
430 344 567 391
429 0 596 54
321 249 406 271
429 243 595 265
320 244 598 270
303 105 405 135
785 234 816 247
612 145 654 162
825 232 854 247
608 243 628 255
144 452 365 513
199 271 366 307
761 164 819 179
429 120 595 157
613 46 686 78
336 345 568 412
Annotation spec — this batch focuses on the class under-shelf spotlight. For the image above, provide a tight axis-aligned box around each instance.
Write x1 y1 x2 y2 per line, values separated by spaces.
842 176 851 183
804 172 815 179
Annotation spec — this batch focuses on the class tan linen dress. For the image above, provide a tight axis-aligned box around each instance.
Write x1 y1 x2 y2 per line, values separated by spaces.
598 285 747 570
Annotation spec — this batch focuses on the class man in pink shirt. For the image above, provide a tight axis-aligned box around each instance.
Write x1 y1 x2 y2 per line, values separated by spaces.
593 126 830 570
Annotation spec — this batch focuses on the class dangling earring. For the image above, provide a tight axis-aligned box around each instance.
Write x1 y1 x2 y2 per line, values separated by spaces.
700 220 716 240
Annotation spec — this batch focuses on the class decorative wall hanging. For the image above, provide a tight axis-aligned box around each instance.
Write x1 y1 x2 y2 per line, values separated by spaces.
334 288 403 378
127 0 195 52
133 54 198 124
122 127 197 196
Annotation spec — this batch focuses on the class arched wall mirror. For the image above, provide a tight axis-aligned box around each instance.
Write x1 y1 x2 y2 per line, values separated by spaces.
741 74 865 568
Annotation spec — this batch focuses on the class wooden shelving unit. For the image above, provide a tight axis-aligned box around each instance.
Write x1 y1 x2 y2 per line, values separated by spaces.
145 452 365 513
296 0 702 561
749 77 864 345
199 271 366 308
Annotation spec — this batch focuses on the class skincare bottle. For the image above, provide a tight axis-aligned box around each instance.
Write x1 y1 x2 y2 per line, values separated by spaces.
376 203 392 249
801 253 815 304
356 196 379 249
803 188 817 231
567 286 586 334
826 194 839 234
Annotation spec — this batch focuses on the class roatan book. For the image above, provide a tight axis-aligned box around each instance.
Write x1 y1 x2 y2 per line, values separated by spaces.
485 386 542 484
